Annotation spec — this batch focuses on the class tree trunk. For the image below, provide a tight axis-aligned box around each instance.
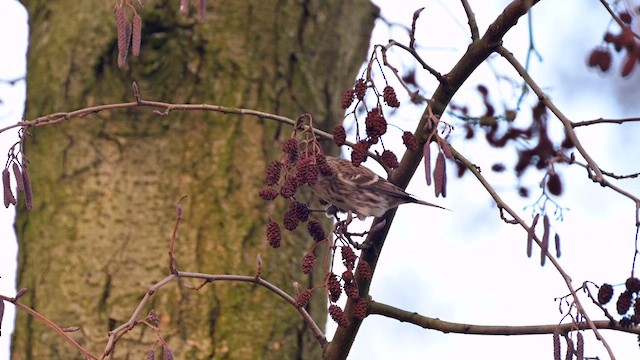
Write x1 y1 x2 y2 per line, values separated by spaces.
13 1 376 359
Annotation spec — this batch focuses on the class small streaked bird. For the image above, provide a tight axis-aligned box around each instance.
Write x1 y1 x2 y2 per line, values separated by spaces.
311 156 445 219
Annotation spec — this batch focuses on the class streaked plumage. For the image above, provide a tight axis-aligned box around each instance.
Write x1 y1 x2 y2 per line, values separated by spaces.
311 156 445 219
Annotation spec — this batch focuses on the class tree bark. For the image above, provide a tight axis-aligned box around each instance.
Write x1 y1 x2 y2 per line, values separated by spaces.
13 1 376 359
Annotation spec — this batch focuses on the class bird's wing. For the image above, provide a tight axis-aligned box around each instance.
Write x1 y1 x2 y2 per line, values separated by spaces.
333 158 380 187
333 158 413 200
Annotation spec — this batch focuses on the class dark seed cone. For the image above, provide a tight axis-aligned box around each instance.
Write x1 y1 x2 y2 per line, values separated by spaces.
329 304 350 328
354 78 367 100
341 88 355 109
326 272 342 303
296 288 314 308
332 125 347 146
301 252 316 274
351 140 370 166
365 107 387 139
259 187 279 201
294 201 310 222
265 160 284 186
280 174 298 199
616 290 633 315
344 281 359 299
547 172 563 196
587 47 612 72
283 209 300 231
266 218 281 248
626 277 640 293
356 260 372 280
342 269 354 284
307 219 326 242
380 150 399 169
402 131 419 151
383 85 400 107
341 246 357 269
352 297 368 320
316 153 334 176
282 138 299 164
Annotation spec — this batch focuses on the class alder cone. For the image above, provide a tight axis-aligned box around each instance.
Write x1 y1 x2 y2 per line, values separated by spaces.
626 277 640 293
546 172 563 196
616 290 633 315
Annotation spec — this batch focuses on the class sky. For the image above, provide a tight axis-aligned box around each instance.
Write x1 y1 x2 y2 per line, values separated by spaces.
0 0 28 357
2 0 640 359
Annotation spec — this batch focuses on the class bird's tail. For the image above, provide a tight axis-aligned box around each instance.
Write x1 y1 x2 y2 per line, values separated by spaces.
414 199 450 211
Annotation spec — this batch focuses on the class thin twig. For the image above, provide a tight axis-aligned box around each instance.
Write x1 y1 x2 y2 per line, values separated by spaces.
0 294 98 359
460 0 479 41
572 117 640 127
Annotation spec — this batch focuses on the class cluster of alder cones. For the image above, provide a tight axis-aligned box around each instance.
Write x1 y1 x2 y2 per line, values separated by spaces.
587 8 640 77
598 277 640 327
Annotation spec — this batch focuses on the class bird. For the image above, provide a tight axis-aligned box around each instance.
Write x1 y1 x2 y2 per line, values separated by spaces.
311 156 445 219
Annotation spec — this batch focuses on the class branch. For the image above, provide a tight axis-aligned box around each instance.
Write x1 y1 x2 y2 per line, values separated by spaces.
1 99 341 145
498 46 640 226
101 272 326 358
452 147 616 359
572 117 640 127
0 293 98 360
324 1 541 358
369 299 640 336
460 0 479 41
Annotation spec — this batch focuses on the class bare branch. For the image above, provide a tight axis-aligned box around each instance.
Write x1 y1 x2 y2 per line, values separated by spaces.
369 299 640 336
572 117 640 127
460 0 479 41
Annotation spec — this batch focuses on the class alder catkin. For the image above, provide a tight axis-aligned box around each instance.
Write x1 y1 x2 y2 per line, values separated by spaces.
527 214 540 258
434 151 446 197
115 6 129 67
553 329 561 360
2 169 16 208
12 162 23 192
575 332 584 360
541 215 550 266
21 167 33 211
0 299 4 337
424 142 432 185
132 13 142 57
162 345 173 360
